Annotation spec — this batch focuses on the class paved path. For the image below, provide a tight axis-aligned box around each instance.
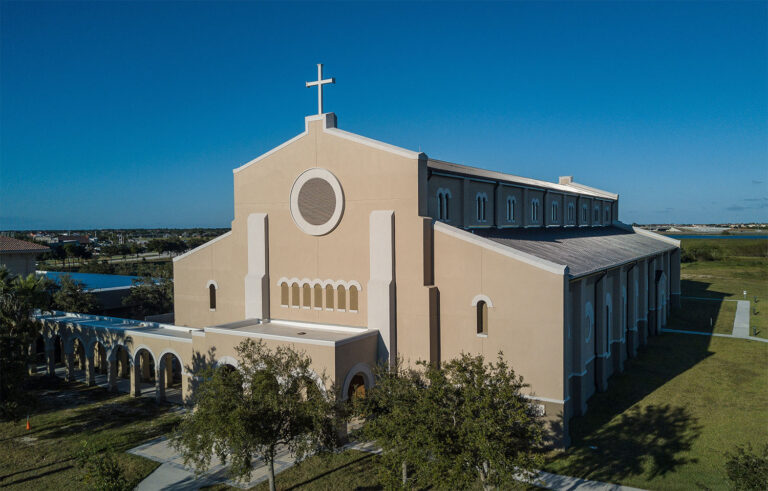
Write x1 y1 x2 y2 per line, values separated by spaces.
131 438 645 491
531 470 645 490
733 300 751 337
130 437 297 490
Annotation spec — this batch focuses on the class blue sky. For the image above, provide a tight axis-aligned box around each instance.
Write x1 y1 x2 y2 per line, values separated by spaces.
1 1 766 229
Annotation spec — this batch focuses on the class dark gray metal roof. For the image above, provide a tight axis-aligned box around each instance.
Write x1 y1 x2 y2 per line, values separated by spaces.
474 226 677 278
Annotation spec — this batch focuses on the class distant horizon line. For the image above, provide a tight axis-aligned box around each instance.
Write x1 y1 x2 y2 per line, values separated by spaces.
3 222 767 233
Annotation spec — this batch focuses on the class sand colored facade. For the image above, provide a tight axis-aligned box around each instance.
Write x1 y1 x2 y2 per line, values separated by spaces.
37 111 680 446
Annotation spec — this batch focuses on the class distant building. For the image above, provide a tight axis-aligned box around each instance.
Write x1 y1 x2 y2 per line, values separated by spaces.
0 236 50 276
57 234 90 246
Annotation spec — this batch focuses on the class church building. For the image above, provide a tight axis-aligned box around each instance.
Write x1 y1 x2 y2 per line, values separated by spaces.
38 66 681 445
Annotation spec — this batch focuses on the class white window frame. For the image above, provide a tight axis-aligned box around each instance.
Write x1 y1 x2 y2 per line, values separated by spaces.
475 192 488 223
531 198 540 223
506 196 516 223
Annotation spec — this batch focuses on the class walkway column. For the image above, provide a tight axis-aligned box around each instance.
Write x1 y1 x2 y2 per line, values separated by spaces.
181 373 191 405
64 352 75 382
130 361 140 397
107 358 118 392
119 350 129 378
45 346 55 377
85 354 95 386
165 357 173 388
141 352 151 381
155 363 166 403
28 343 37 375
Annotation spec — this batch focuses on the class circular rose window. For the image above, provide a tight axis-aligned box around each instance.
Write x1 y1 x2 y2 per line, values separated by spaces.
290 168 344 235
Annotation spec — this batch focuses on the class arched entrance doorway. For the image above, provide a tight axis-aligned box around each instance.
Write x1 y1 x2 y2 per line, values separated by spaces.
347 374 366 400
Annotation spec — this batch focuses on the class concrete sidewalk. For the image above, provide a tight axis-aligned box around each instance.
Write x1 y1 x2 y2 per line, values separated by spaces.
130 437 296 490
130 437 645 491
732 300 750 337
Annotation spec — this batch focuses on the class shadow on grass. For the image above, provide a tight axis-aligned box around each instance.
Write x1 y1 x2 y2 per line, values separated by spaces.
557 282 726 481
561 404 701 482
670 279 729 335
285 452 377 490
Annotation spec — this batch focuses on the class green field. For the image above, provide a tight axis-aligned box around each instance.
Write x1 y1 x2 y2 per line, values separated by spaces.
679 238 768 338
0 376 180 489
544 333 767 490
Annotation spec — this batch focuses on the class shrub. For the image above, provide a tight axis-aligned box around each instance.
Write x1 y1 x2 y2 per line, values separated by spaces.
725 443 768 490
76 441 130 491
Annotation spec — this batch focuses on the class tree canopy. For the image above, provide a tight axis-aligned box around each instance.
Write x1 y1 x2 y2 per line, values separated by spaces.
172 339 342 491
122 273 173 320
0 268 51 420
52 275 97 314
356 353 544 489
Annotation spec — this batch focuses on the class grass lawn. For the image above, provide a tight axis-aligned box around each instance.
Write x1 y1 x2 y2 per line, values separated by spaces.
0 376 181 489
679 238 768 338
669 297 737 335
545 333 768 490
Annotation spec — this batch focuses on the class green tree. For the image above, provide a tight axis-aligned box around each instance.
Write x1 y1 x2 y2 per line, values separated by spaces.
171 339 342 491
122 274 173 320
0 268 49 420
357 354 544 490
53 275 97 313
725 443 768 490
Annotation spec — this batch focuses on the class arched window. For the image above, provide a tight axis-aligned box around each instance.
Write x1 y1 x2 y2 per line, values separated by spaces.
325 284 334 310
568 202 575 222
531 199 540 223
605 207 611 222
582 204 588 223
209 284 217 310
476 300 488 335
302 284 311 308
585 301 594 342
506 196 516 222
337 285 347 311
436 188 451 221
349 285 359 312
594 205 600 222
476 193 488 222
280 282 289 306
291 283 300 307
551 201 559 222
313 284 323 309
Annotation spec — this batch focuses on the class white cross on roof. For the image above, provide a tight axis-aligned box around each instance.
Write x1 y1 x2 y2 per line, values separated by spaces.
306 63 335 115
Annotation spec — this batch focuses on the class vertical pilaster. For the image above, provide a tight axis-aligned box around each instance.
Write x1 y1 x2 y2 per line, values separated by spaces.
245 213 270 320
368 210 396 364
671 249 681 309
594 275 608 393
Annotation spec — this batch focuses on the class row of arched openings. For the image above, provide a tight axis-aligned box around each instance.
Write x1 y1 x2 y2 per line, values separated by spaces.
279 281 360 312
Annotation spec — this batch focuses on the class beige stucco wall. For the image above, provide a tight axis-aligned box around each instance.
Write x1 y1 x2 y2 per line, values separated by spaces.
1 252 37 276
432 229 566 401
174 116 431 335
